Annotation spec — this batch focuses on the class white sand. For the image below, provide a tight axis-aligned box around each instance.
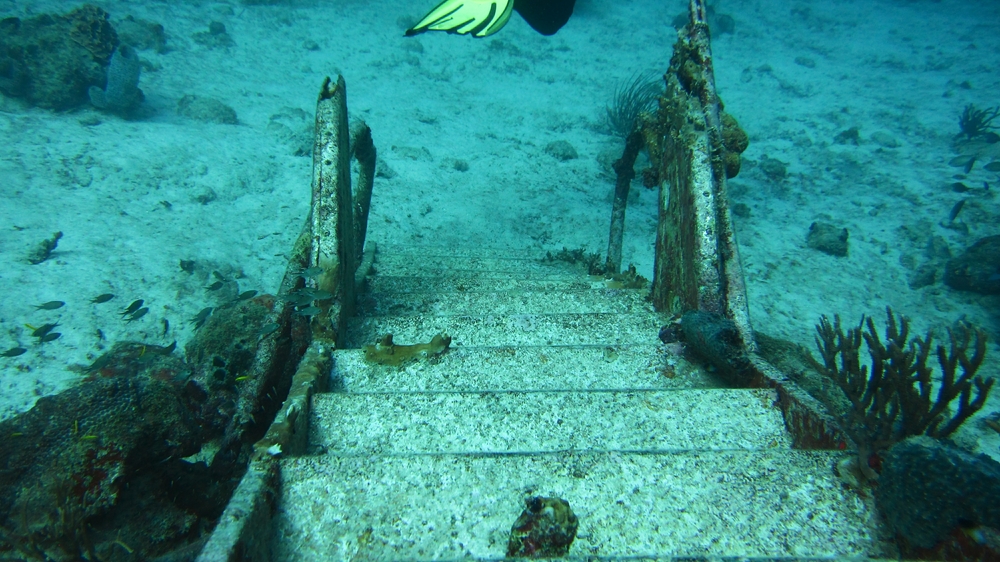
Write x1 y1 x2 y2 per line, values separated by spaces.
1 0 998 456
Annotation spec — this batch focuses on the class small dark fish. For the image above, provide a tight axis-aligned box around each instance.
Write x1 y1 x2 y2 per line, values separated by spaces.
127 307 149 322
84 355 112 373
295 306 322 317
257 323 280 339
161 341 177 355
949 199 966 222
948 155 975 168
297 266 324 279
950 182 970 193
985 181 991 192
32 323 59 338
206 281 225 291
39 332 61 343
2 347 27 357
984 161 1000 172
311 290 333 301
191 307 213 322
283 292 315 306
238 290 258 300
162 318 170 337
91 293 115 304
122 299 144 317
984 132 1000 144
35 301 65 310
191 307 213 328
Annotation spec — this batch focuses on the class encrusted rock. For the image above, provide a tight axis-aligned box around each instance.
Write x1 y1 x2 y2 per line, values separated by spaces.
0 4 118 109
807 221 849 257
115 15 168 54
67 4 118 63
177 94 239 124
720 111 748 179
721 111 748 153
876 436 1000 550
506 496 578 558
544 140 578 161
943 235 1000 294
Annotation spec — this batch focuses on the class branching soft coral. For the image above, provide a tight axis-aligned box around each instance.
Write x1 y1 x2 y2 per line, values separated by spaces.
812 307 993 480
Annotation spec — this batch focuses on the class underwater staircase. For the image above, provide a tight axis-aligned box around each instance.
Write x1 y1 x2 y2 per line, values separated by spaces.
271 246 878 560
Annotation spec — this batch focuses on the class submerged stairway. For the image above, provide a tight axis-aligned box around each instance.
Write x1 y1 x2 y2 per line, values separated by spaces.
271 246 879 560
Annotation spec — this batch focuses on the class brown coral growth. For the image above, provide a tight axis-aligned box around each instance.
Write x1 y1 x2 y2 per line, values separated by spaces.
66 5 119 63
813 307 993 480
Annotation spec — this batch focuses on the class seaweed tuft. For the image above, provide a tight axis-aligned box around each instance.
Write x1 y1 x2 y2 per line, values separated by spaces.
957 103 1000 141
605 72 663 138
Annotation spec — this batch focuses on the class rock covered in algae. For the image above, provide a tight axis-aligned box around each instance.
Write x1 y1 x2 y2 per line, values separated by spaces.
944 235 1000 294
0 290 300 559
717 111 748 179
506 496 579 558
877 436 1000 550
807 221 849 257
0 5 118 109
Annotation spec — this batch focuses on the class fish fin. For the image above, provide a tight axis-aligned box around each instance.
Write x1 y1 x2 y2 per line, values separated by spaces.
513 0 576 35
406 0 514 37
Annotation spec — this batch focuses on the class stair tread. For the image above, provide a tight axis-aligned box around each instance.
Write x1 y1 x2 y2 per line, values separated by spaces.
372 252 584 277
277 247 877 561
345 311 664 348
365 275 613 295
311 388 789 454
274 449 875 561
332 344 718 393
358 288 649 316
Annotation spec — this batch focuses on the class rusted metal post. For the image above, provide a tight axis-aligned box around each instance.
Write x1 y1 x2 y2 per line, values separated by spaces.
605 130 644 274
353 124 376 261
310 75 357 345
647 0 753 351
642 1 850 454
197 75 377 561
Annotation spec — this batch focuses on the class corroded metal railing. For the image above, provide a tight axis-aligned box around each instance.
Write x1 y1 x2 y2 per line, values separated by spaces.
644 0 753 348
610 0 846 452
198 75 376 561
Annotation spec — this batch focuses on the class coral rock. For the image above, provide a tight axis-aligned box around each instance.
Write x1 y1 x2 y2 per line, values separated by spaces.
0 4 118 109
506 496 578 558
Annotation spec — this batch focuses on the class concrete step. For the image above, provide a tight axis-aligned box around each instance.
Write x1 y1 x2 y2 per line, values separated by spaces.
364 273 615 296
332 344 719 393
274 449 875 560
357 287 650 317
364 245 626 295
344 310 664 348
270 245 880 561
310 388 790 455
372 248 585 278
